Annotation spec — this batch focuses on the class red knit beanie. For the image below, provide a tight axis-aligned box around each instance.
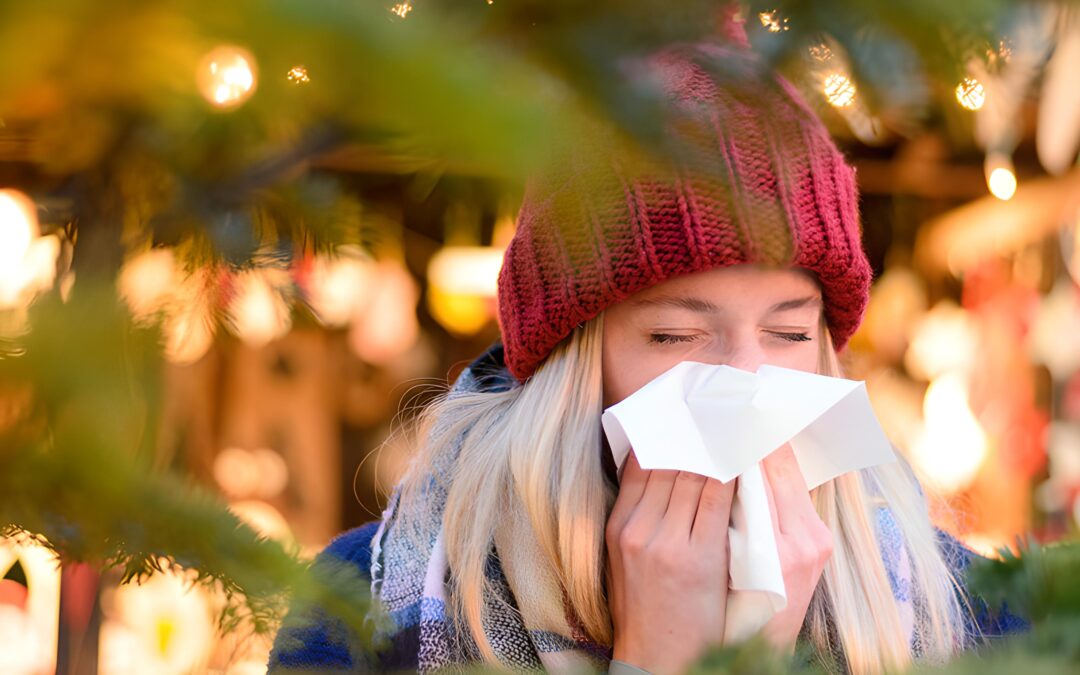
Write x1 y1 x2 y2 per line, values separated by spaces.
497 40 872 382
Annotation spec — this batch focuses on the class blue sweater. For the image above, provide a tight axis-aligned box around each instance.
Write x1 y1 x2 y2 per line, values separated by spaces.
267 521 1028 672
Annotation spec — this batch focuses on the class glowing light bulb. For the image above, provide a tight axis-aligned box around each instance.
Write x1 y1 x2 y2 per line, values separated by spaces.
985 154 1017 200
391 2 412 18
955 77 986 111
197 46 257 109
286 65 310 84
823 73 856 108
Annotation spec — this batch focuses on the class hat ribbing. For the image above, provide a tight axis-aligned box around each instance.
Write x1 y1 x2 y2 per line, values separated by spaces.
497 42 872 381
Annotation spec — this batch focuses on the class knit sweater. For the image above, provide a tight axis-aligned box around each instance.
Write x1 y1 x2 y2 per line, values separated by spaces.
268 346 1027 673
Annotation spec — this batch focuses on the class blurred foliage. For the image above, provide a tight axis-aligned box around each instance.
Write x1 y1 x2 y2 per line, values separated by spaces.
0 286 378 645
2 0 1080 660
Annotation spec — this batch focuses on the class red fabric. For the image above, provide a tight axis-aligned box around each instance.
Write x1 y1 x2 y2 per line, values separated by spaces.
498 43 872 381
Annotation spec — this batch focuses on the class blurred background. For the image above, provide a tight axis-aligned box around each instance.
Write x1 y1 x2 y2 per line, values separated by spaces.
1 1 1079 673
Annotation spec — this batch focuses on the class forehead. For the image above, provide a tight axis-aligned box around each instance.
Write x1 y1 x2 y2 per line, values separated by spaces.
629 265 821 306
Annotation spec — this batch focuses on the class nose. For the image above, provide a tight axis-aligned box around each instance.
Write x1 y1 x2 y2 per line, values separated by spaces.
716 331 766 372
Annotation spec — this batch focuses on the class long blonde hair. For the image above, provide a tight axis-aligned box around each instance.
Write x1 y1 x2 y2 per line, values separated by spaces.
397 315 969 673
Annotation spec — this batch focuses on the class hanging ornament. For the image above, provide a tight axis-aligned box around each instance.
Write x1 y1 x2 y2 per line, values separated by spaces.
955 77 986 111
1037 11 1080 175
196 45 258 109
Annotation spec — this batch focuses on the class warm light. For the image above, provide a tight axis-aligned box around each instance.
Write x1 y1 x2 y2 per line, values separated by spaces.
197 46 257 109
99 568 214 675
427 286 493 336
0 539 61 674
305 247 374 328
758 11 788 32
426 246 503 336
118 248 177 323
0 190 60 310
214 447 289 500
391 2 412 18
955 77 986 111
808 43 833 62
909 372 988 494
348 261 419 364
428 246 504 297
823 73 856 108
162 271 215 365
229 500 292 542
286 65 310 84
985 154 1017 200
904 301 975 381
0 190 37 269
226 270 291 347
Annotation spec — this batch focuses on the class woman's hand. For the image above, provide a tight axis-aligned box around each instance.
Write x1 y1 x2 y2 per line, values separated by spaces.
758 445 834 649
605 453 736 675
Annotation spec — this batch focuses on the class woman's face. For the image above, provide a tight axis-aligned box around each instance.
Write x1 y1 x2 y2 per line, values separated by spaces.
602 265 823 408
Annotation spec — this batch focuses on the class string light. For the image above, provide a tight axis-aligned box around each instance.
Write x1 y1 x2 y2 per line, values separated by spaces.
823 73 856 108
758 11 789 32
196 46 257 109
955 77 986 111
391 2 412 18
985 153 1017 201
286 65 310 84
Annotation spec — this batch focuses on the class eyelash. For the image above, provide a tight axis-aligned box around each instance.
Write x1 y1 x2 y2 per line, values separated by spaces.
648 331 812 345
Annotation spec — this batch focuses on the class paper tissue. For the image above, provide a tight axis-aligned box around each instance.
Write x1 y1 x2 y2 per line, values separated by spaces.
601 361 896 643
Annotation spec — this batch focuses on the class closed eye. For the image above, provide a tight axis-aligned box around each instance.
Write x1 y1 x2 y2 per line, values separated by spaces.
766 331 811 343
649 333 701 345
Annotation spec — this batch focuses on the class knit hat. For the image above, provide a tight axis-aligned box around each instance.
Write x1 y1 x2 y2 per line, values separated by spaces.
497 40 872 382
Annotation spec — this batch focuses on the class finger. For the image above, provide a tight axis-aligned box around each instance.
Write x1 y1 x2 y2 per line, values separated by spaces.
762 444 814 535
659 471 708 538
629 468 679 536
689 477 736 546
760 464 784 543
608 453 650 529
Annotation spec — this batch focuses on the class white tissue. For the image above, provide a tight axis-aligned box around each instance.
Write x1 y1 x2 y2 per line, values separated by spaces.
601 361 896 643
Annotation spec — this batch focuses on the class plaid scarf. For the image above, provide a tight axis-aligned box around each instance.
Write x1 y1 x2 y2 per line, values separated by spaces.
272 345 1021 673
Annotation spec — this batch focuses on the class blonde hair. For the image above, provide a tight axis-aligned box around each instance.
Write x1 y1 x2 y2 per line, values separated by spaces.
396 315 969 673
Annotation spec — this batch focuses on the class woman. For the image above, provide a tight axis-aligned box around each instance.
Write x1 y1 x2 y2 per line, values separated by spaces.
270 34 1020 675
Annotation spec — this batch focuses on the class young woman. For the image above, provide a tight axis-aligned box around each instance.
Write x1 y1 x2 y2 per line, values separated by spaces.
270 35 1021 675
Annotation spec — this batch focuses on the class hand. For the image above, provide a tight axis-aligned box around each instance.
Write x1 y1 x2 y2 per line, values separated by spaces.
758 445 834 649
605 453 737 675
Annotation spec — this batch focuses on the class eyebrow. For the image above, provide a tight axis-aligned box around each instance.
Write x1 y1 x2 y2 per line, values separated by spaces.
632 294 822 314
766 296 822 314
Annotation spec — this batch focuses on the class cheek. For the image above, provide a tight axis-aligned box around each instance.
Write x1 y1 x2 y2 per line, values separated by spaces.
601 327 678 407
766 341 820 373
